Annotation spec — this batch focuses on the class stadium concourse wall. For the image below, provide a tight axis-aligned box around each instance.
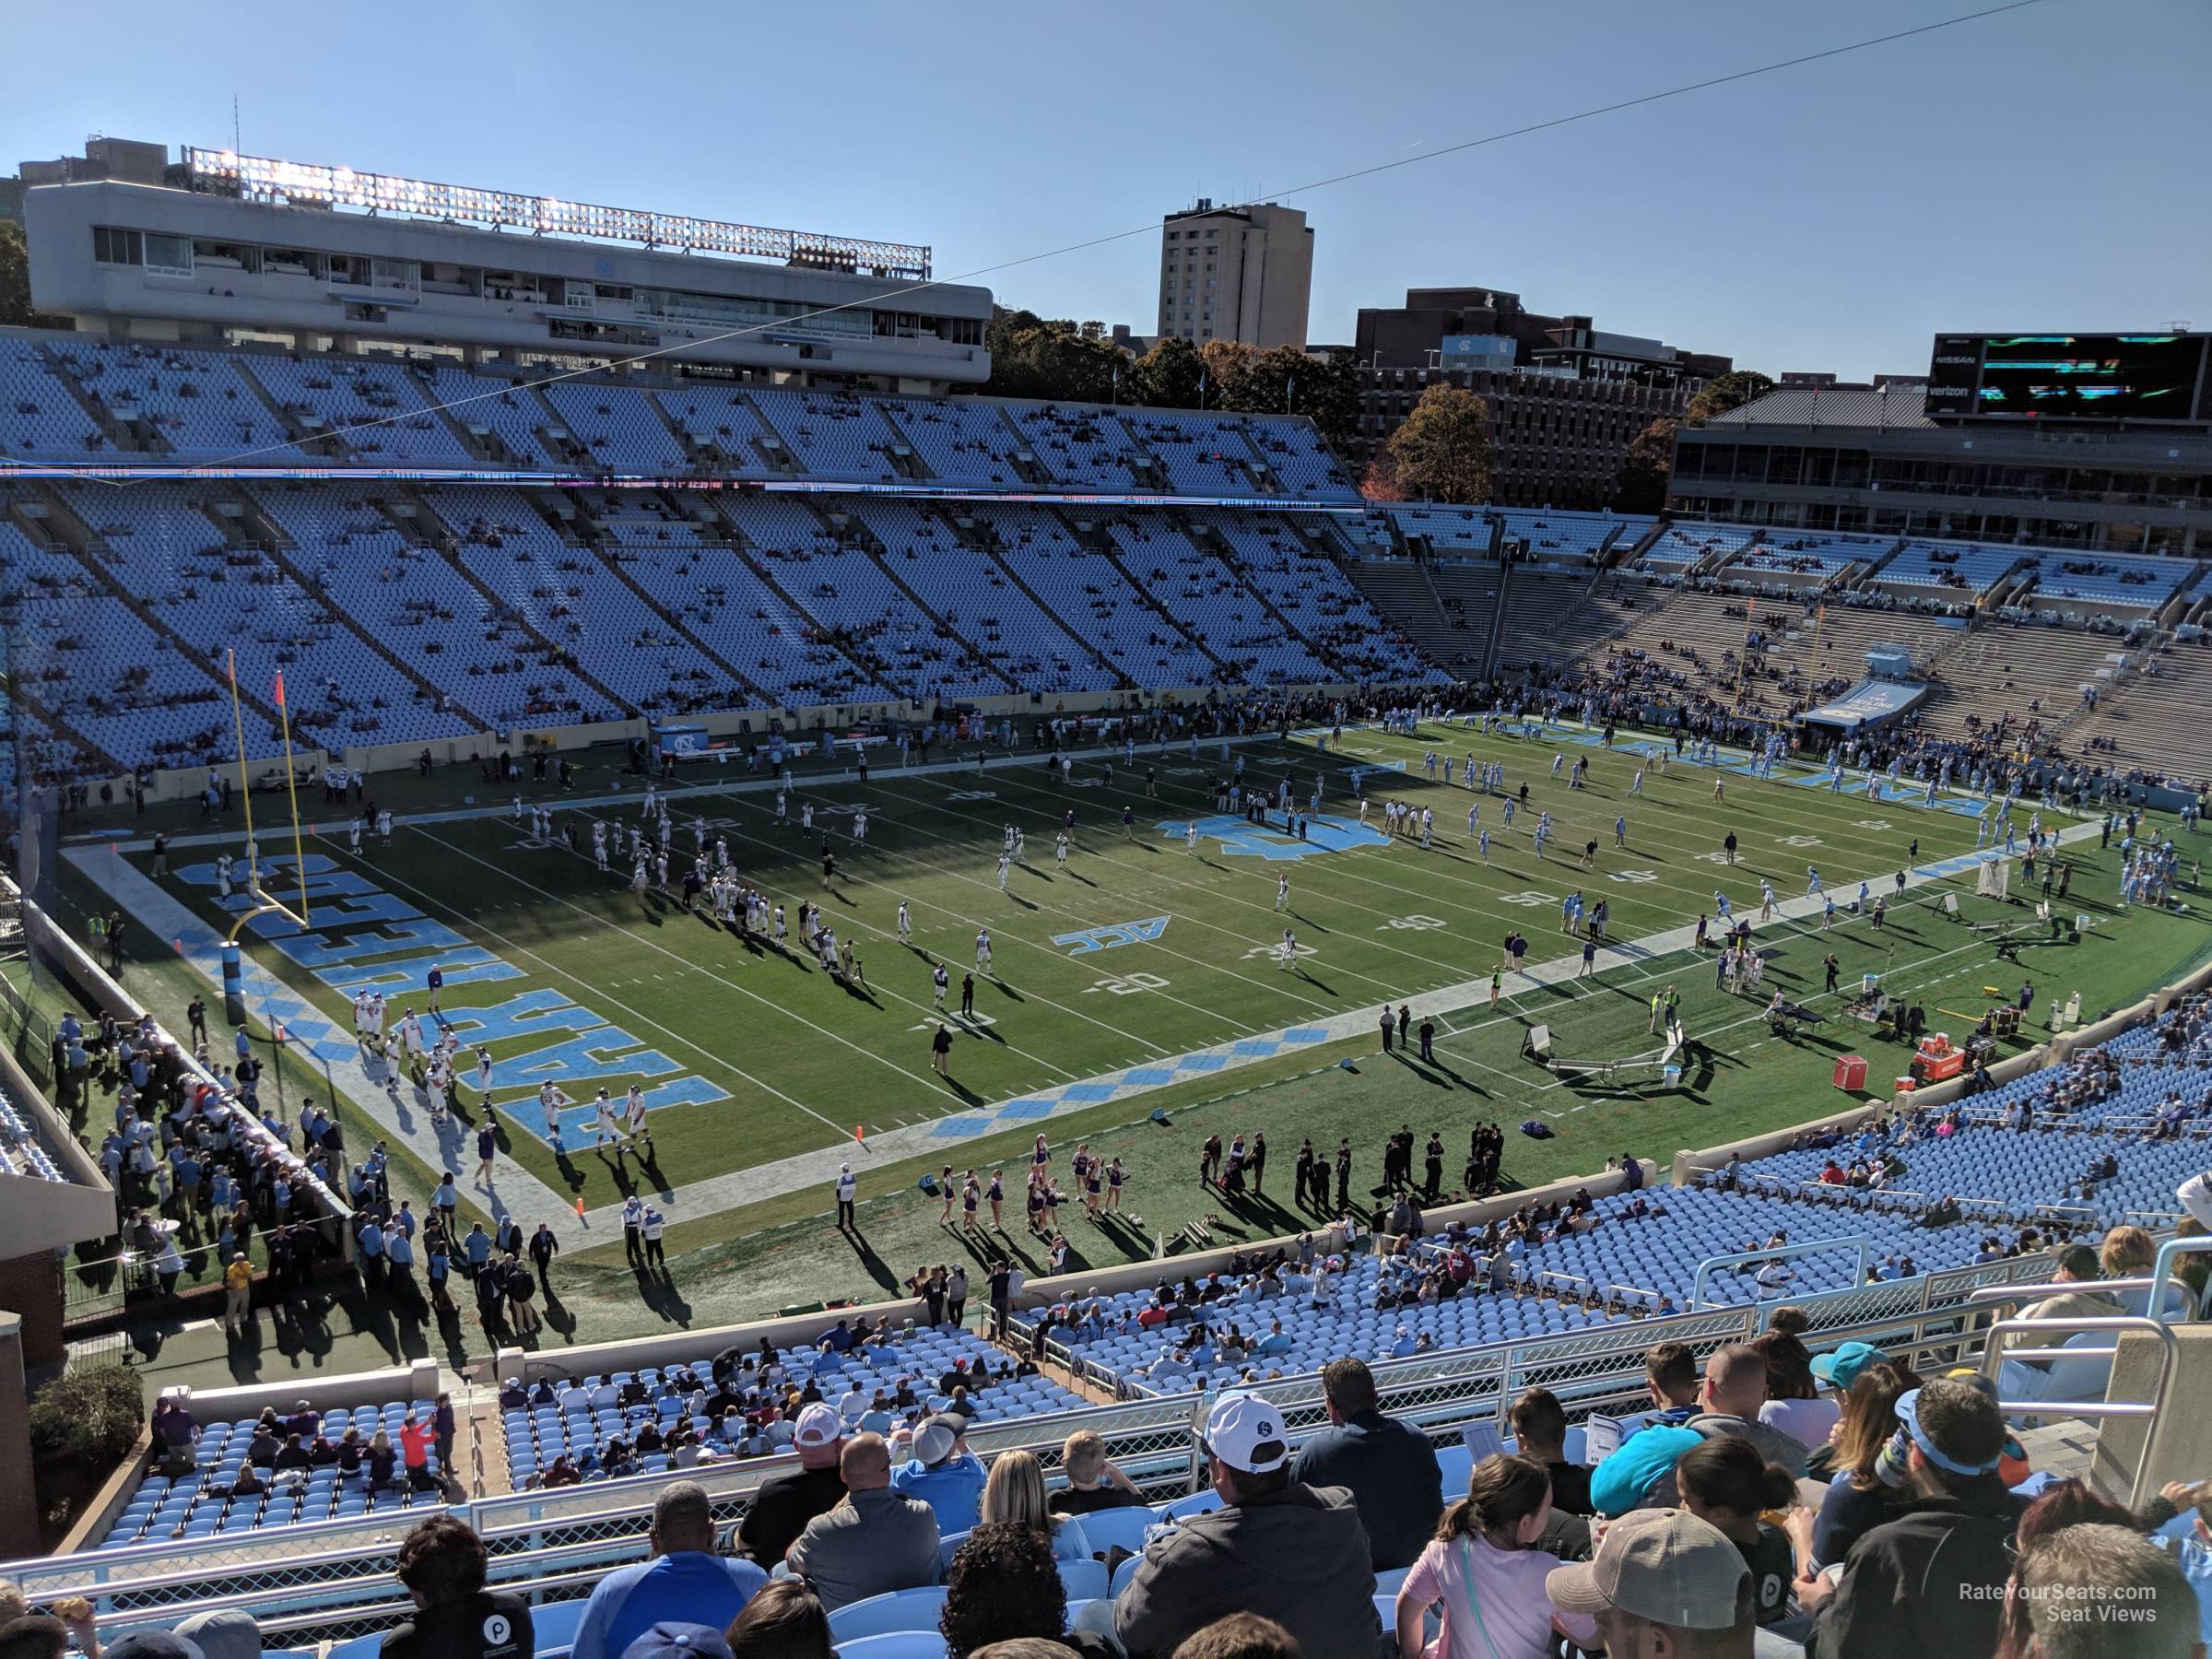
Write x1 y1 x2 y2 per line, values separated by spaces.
36 677 1438 808
486 1220 1355 1391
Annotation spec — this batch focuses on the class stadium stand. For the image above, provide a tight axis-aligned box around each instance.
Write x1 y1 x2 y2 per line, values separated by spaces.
753 389 907 485
61 484 478 750
99 1396 448 1548
2025 550 2194 613
1878 537 2025 602
505 1332 1087 1489
0 337 109 457
426 364 566 470
1103 518 1336 685
1641 520 1761 571
247 354 473 466
1494 510 1640 565
48 340 302 463
1727 533 1887 584
1388 505 1494 555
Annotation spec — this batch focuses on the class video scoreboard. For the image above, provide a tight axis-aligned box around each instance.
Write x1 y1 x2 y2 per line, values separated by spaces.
1924 333 2211 422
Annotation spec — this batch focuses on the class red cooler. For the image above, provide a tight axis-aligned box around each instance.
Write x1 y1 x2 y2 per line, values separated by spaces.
1833 1054 1868 1091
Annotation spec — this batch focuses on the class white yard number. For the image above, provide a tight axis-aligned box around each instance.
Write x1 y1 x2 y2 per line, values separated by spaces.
1500 890 1554 907
1696 851 1732 865
1242 942 1318 960
1608 869 1659 884
1085 972 1171 995
1777 834 1824 848
1378 914 1448 932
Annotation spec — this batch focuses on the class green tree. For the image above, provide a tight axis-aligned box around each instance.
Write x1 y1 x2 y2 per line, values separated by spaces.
0 219 67 330
1125 335 1206 410
1684 370 1776 427
1214 345 1360 452
1611 416 1678 513
982 308 1124 405
1383 384 1492 504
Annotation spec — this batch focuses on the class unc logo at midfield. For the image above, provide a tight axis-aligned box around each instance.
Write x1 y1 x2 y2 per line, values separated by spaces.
1160 813 1391 861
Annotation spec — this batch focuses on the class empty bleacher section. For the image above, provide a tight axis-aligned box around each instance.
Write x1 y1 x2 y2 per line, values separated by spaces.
1878 537 2024 605
248 355 472 466
506 1329 1085 1489
1102 517 1335 685
1907 623 2139 751
1346 559 1484 678
49 340 302 463
1201 512 1442 684
100 1396 448 1548
1494 509 1642 564
62 484 476 750
2023 549 2194 616
1638 520 1760 574
2 344 111 456
1388 505 1494 556
255 485 599 732
2066 635 2212 785
1725 532 1887 587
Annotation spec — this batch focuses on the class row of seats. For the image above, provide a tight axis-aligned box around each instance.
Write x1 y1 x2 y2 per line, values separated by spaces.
0 335 1361 499
100 1400 437 1548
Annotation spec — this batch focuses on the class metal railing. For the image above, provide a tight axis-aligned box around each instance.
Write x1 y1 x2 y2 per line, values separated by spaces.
0 1232 2112 1641
1691 1235 1874 1309
1968 1300 2180 1509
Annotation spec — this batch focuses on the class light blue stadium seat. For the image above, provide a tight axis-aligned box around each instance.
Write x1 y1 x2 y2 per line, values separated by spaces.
1073 1505 1159 1559
529 1596 589 1657
1110 1554 1145 1598
834 1636 951 1659
1059 1559 1109 1601
827 1586 950 1642
1161 1489 1222 1521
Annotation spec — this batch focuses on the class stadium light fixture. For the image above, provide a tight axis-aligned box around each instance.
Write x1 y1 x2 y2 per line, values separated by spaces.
183 147 932 281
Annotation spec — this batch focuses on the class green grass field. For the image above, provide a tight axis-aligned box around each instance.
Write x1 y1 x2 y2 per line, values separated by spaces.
55 721 2212 1366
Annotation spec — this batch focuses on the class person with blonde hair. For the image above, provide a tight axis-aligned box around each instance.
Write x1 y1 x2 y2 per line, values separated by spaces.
981 1448 1092 1561
1052 1430 1144 1517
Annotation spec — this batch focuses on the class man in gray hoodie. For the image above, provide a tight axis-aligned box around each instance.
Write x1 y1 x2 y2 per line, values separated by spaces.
1113 1392 1381 1659
1687 1345 1810 1476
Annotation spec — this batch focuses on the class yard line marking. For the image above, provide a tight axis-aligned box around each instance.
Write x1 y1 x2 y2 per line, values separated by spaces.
429 823 1107 1087
580 807 1185 1060
404 826 965 1104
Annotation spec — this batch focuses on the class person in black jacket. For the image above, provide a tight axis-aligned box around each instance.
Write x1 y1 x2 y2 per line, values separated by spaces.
1114 1393 1378 1659
1284 1358 1442 1571
1802 1378 2023 1658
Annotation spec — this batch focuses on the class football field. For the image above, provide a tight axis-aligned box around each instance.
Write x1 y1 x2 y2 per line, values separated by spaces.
86 723 2044 1220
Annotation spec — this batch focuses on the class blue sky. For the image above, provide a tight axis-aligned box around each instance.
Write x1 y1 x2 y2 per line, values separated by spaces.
4 0 2205 380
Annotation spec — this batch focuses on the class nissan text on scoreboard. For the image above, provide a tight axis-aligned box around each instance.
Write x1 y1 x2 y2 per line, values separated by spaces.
1924 333 2212 423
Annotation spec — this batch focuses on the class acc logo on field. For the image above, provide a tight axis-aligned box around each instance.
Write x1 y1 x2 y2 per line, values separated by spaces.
1159 813 1390 862
1052 916 1170 955
944 790 996 803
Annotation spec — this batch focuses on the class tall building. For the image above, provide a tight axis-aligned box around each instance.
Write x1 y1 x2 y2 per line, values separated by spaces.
1156 200 1312 351
1668 332 2212 554
1347 285 1731 508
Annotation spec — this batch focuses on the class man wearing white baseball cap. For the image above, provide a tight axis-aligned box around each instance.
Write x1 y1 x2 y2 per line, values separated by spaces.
1545 1507 1760 1658
1112 1391 1380 1659
735 1403 844 1568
